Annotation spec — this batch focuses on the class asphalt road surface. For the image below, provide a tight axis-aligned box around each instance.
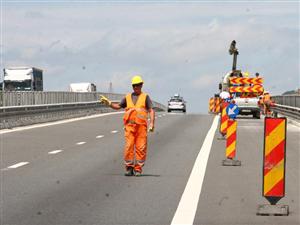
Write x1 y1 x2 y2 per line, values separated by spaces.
0 112 299 225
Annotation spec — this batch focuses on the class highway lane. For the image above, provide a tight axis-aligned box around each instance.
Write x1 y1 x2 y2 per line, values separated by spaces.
195 116 300 225
1 112 215 225
1 113 299 225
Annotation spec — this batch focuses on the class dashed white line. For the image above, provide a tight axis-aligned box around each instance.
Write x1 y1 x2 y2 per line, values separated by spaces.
76 142 86 145
158 115 162 118
171 116 219 225
111 130 118 134
48 150 63 155
96 135 104 139
7 162 29 169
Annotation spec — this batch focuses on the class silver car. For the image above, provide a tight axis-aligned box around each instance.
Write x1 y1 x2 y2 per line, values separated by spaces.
167 96 186 113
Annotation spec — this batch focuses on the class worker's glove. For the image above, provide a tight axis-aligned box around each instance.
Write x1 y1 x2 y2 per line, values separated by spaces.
100 95 112 106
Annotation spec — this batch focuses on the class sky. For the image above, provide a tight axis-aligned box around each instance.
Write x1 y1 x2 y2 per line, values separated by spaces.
1 0 299 113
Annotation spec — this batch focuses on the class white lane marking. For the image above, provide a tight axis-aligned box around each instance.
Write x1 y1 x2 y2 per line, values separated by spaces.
76 142 86 145
0 111 123 134
158 115 162 118
96 135 104 139
171 116 219 225
48 150 63 155
7 162 29 169
163 114 166 116
111 130 118 134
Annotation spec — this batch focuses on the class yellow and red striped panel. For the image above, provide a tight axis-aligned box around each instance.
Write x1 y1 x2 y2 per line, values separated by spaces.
215 97 221 113
229 77 263 85
209 98 214 113
226 120 237 159
229 85 264 93
220 107 229 135
263 117 286 204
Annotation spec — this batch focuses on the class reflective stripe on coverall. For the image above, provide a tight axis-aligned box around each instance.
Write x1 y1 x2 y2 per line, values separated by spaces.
123 93 148 172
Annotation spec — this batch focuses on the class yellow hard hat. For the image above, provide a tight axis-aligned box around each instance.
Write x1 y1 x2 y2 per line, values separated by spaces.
131 75 144 85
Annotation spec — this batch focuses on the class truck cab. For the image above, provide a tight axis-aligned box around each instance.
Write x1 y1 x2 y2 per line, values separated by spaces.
3 67 43 91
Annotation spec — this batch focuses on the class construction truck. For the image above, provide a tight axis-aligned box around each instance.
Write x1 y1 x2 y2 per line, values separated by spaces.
219 41 263 119
3 67 43 91
69 83 97 92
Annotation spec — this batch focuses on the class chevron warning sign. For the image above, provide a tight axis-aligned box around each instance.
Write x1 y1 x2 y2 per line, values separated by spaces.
229 85 263 93
263 117 287 205
230 77 263 85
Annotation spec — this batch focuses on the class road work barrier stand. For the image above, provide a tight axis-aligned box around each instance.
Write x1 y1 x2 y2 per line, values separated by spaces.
218 106 228 140
257 117 289 216
214 97 221 114
222 103 241 166
208 97 214 113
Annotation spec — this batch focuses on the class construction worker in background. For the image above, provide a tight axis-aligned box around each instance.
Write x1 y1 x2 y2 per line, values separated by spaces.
263 91 271 116
100 75 155 177
258 96 264 113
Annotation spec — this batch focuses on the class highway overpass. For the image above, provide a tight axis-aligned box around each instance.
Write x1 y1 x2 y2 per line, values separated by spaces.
0 111 299 225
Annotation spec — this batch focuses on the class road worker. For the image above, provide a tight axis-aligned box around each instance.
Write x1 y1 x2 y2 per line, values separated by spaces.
258 96 264 113
100 75 155 177
263 91 271 116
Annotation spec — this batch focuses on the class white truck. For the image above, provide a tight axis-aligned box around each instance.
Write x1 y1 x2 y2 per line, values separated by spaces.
69 83 97 92
219 41 262 119
220 71 261 119
3 67 43 91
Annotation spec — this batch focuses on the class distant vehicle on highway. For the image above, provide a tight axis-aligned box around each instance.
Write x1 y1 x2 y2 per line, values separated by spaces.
69 83 97 92
3 67 43 91
167 94 186 113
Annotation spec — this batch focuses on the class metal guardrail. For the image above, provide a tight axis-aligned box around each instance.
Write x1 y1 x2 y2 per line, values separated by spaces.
0 91 124 106
0 92 166 129
272 95 300 108
271 95 300 120
0 91 166 111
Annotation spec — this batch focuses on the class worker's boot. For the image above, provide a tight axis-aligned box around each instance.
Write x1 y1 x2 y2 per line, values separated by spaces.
124 167 134 176
134 170 142 177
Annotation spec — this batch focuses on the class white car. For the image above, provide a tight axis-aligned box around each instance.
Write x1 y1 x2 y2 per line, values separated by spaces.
167 96 186 113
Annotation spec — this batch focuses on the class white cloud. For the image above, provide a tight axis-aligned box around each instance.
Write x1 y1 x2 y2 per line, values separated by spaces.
1 2 299 112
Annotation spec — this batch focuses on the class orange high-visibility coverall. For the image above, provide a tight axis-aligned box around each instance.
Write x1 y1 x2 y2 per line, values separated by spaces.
123 93 149 173
263 94 271 116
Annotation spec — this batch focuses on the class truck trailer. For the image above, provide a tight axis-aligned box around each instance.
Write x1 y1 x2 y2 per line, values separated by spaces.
69 83 97 92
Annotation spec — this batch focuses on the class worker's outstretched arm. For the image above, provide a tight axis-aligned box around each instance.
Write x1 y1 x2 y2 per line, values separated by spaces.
110 102 121 110
149 108 155 132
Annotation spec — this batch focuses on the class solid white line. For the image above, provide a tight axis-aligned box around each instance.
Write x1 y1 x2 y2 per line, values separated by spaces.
0 111 123 134
96 135 104 139
111 130 118 134
171 116 219 225
76 142 86 145
48 150 63 155
7 162 29 169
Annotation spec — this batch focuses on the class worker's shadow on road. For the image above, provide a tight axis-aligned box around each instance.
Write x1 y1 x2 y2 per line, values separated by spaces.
137 174 161 177
106 173 161 177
